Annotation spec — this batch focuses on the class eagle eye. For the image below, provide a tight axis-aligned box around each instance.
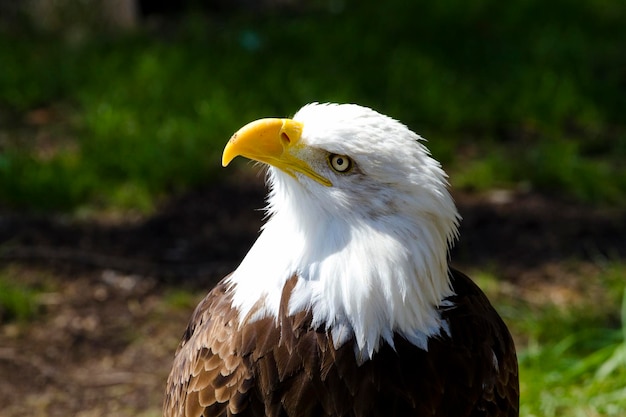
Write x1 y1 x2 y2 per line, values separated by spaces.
329 154 353 173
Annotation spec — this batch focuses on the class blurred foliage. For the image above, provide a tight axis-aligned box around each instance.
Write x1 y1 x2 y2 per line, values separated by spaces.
0 273 41 322
520 324 626 417
0 0 625 212
475 263 626 416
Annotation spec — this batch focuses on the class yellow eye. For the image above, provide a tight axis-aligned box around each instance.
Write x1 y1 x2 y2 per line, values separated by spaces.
329 154 353 173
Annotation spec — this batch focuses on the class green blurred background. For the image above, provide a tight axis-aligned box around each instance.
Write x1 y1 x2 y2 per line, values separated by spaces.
1 0 625 214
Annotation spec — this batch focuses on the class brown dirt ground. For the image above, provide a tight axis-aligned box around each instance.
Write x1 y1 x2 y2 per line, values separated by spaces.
1 176 625 416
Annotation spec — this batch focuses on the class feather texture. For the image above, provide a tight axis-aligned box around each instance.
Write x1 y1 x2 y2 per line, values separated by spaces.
164 270 518 417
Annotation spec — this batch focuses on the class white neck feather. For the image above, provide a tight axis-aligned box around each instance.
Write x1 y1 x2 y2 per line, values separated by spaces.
227 169 458 361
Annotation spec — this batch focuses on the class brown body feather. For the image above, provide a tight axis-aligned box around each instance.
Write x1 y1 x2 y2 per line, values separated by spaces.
164 269 519 417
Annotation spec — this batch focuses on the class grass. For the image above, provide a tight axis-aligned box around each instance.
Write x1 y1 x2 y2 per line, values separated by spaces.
518 287 626 417
520 327 626 417
0 0 625 213
0 270 42 322
162 288 204 311
475 262 626 416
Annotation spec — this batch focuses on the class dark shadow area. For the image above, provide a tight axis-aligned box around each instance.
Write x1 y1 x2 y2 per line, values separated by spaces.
1 180 624 287
0 180 265 287
452 192 626 280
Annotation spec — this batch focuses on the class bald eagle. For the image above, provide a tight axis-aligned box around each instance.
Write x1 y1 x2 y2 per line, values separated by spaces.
164 103 519 417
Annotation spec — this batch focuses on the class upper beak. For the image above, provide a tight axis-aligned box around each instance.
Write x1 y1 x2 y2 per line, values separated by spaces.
222 118 332 186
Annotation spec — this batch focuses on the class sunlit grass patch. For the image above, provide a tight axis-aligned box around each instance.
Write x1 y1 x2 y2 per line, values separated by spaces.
0 269 43 323
473 263 626 416
520 289 626 417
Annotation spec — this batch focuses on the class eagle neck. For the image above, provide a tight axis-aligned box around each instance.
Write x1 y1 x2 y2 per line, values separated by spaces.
227 192 454 361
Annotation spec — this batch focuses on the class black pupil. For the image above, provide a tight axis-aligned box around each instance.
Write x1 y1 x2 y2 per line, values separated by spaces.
336 157 344 166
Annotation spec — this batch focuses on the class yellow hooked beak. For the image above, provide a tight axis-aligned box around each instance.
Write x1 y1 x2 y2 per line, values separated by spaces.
222 118 332 187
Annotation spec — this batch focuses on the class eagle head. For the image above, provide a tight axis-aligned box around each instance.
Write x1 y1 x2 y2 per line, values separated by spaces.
222 103 460 359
